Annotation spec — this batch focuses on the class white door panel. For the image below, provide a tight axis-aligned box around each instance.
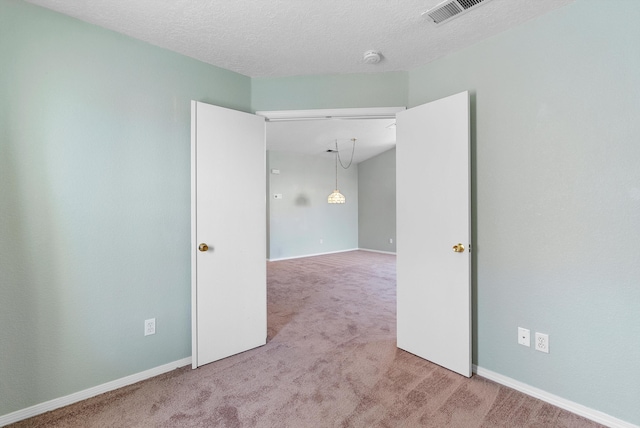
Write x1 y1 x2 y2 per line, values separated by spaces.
396 91 471 377
191 101 266 368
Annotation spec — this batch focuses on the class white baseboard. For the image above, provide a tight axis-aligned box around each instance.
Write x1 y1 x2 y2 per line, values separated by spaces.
358 248 397 255
268 248 359 262
473 365 638 428
0 357 192 427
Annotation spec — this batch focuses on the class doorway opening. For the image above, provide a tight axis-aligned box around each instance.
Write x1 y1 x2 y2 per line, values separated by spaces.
259 107 403 262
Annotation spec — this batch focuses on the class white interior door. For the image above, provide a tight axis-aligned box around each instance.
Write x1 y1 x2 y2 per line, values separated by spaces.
191 101 266 368
396 91 471 377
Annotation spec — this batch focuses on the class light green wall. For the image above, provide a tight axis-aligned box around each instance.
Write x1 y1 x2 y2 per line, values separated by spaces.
0 0 250 416
267 151 358 260
358 148 396 253
252 72 408 112
408 0 640 424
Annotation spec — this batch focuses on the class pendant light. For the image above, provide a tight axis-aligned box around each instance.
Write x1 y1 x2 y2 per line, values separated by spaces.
327 153 345 204
327 138 356 204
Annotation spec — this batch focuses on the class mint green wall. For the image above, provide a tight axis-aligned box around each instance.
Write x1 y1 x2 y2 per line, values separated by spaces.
0 0 250 416
252 72 408 112
358 148 396 253
267 151 358 260
409 0 640 424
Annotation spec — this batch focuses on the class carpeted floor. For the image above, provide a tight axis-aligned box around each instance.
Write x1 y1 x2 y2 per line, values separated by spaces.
11 251 604 427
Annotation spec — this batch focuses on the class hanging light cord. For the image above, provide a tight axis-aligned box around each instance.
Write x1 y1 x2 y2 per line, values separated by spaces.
334 145 339 190
336 138 356 169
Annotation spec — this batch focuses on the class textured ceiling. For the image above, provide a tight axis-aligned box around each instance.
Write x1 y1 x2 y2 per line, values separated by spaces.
25 0 575 78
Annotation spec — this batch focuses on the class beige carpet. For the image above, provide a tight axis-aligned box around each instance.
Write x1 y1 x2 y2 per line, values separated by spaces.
11 251 604 427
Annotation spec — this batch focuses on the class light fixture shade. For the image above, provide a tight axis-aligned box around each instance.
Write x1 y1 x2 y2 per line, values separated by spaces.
328 190 346 204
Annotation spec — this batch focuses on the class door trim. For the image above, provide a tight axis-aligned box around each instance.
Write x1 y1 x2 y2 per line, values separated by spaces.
255 107 405 122
190 100 198 368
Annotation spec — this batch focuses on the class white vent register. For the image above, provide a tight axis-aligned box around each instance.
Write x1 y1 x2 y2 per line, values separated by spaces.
422 0 493 25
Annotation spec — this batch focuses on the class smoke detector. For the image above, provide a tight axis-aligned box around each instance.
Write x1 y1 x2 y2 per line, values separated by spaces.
422 0 493 25
363 50 382 64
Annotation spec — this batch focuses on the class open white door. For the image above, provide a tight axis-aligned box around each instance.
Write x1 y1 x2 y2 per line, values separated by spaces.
191 101 266 368
396 91 471 377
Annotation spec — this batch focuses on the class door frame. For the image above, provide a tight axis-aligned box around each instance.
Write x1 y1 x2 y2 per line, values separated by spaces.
255 107 406 122
190 102 198 367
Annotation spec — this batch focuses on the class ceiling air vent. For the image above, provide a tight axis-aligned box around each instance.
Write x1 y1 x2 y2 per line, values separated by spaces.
422 0 493 25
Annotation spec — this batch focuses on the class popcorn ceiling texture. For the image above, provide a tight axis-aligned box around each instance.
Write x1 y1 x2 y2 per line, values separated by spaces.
24 0 574 77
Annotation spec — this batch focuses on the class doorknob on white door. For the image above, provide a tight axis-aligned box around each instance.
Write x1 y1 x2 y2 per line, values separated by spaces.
452 243 465 253
198 243 209 252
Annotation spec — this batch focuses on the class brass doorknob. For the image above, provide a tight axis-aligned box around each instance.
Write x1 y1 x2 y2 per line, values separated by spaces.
198 243 209 252
453 243 465 253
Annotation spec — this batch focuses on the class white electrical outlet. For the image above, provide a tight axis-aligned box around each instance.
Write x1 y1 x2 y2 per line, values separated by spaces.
389 238 393 244
320 238 323 244
535 332 549 353
144 318 156 336
518 327 530 347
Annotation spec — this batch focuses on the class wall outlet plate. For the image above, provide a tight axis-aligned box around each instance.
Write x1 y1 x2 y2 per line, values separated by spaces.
535 332 549 353
518 327 530 347
144 318 156 336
